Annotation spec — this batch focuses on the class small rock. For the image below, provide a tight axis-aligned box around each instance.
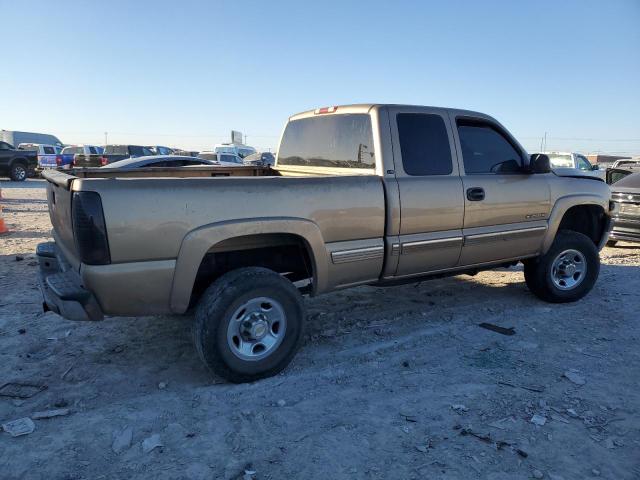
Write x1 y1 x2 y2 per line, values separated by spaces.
142 433 163 453
533 469 544 479
15 255 24 262
158 382 167 389
566 408 579 418
451 404 469 413
604 437 615 449
415 445 428 453
276 399 286 407
591 469 600 476
2 417 35 437
530 414 547 426
112 426 133 454
31 408 70 420
563 371 586 386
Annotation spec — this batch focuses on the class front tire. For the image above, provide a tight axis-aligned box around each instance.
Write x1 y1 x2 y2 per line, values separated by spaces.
10 162 27 181
524 230 599 303
193 267 305 383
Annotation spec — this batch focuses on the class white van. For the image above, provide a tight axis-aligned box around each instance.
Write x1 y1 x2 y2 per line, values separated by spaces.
213 143 256 159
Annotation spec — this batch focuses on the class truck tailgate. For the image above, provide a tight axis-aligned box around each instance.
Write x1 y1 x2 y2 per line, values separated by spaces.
44 170 79 267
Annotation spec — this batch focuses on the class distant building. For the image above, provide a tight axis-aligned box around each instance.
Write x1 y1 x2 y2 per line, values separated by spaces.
0 130 63 147
586 154 631 165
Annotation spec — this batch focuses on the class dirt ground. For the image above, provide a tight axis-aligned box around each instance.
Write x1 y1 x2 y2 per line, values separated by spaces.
0 179 638 480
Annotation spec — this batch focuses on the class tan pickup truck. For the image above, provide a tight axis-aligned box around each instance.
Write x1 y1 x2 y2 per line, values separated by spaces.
38 104 615 382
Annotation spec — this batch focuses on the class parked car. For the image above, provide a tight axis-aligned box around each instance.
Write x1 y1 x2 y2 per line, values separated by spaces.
0 141 38 181
103 155 217 169
197 151 244 166
545 152 605 179
243 151 275 166
146 146 175 155
607 171 640 246
73 144 154 167
17 143 61 171
38 104 615 383
59 145 103 170
213 143 257 159
611 159 640 170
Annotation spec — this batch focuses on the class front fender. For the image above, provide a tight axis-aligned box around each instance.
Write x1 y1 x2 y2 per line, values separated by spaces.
169 217 328 313
542 193 609 254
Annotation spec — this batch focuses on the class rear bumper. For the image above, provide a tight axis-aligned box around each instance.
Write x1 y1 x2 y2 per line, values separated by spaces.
36 242 104 321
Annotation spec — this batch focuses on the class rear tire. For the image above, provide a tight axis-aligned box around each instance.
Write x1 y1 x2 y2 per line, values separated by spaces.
9 162 27 181
524 230 599 303
193 267 305 383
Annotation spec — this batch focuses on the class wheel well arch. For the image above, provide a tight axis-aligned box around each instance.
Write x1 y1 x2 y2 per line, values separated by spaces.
10 157 28 166
189 233 315 308
556 204 606 245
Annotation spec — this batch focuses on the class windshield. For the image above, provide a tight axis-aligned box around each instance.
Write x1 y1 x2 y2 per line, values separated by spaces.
548 154 573 168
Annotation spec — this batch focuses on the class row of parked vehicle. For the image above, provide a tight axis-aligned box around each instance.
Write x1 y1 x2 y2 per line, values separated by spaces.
0 140 276 180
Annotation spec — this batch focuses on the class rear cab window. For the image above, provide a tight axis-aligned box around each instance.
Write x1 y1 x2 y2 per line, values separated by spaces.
277 113 375 171
456 120 524 174
396 113 452 175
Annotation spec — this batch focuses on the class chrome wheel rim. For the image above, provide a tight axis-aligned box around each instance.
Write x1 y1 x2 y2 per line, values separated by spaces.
551 249 587 290
227 297 286 361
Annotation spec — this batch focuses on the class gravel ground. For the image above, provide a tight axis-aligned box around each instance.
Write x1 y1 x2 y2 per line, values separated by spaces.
0 179 639 480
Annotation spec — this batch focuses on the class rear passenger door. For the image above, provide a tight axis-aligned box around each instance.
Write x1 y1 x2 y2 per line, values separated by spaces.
389 107 465 277
451 115 551 266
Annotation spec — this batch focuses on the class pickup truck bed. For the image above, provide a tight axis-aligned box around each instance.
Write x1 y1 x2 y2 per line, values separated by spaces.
38 104 615 383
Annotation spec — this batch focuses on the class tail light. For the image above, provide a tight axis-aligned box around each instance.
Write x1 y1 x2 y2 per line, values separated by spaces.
314 106 338 114
71 192 110 265
100 156 108 166
55 155 62 166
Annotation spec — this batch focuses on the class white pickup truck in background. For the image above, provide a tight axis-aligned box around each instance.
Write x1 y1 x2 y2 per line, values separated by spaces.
17 143 61 170
545 151 606 180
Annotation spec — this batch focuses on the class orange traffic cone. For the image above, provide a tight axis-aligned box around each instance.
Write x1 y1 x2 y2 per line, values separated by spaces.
0 206 8 235
0 187 8 234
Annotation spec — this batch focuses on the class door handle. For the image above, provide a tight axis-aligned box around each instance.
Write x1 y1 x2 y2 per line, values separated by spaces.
466 187 485 201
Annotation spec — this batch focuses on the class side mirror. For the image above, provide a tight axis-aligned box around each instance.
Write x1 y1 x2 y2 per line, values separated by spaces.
530 153 551 174
591 164 600 171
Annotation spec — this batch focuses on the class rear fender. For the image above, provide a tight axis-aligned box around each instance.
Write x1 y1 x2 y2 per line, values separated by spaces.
170 217 327 313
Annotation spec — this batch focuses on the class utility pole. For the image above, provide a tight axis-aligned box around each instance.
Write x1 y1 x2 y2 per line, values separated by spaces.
244 134 247 145
104 132 108 145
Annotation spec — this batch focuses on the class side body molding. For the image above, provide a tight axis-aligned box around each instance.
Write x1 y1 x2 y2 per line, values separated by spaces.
169 217 328 313
542 193 609 253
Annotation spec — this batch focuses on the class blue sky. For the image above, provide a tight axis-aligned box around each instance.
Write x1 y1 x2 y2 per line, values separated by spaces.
1 0 639 154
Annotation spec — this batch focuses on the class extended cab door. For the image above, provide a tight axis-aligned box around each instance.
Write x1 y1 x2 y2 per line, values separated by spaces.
388 107 465 277
449 114 551 266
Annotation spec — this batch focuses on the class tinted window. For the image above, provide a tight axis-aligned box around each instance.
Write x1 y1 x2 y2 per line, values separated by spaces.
128 146 153 157
198 153 218 161
457 122 522 174
278 114 375 169
89 147 98 154
221 154 240 164
397 113 452 175
0 142 12 150
44 146 55 154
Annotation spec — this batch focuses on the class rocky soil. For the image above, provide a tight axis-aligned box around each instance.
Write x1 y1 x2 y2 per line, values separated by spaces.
0 180 638 479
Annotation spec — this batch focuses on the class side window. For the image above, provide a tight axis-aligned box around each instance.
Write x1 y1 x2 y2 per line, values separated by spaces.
576 156 591 170
397 113 452 175
0 142 11 150
89 147 98 154
457 121 523 174
44 146 55 154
